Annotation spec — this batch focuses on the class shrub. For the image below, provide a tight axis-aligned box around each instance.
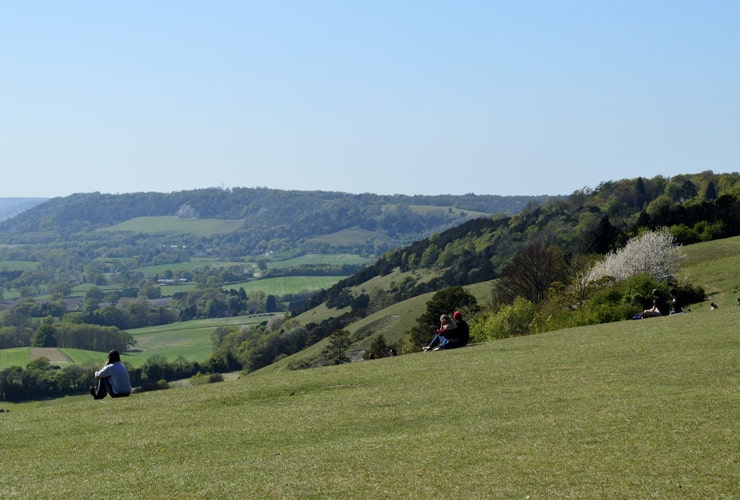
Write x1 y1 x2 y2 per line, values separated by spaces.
471 297 537 341
588 229 684 283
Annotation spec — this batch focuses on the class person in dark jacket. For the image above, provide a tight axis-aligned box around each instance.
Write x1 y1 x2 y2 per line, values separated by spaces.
452 310 470 347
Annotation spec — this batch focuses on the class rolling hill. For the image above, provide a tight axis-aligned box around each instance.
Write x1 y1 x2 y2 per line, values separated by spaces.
1 267 736 497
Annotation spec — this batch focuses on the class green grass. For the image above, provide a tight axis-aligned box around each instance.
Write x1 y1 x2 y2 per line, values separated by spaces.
0 237 737 497
0 316 277 370
125 315 279 367
0 260 38 272
227 276 344 295
60 348 107 366
134 257 246 277
681 236 740 307
0 347 30 368
306 226 388 247
1 309 736 498
100 216 244 237
266 253 374 269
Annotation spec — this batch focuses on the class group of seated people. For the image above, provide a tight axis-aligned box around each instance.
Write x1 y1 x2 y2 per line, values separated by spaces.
642 288 689 318
423 310 470 351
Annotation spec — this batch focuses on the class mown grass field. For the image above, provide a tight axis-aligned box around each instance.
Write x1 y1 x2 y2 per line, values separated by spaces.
147 276 345 298
0 306 736 498
123 316 273 367
0 347 30 368
0 260 37 272
0 315 277 370
266 253 374 268
100 216 244 237
225 276 345 295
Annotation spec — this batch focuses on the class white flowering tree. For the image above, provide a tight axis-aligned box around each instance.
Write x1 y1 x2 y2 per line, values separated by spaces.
587 229 684 283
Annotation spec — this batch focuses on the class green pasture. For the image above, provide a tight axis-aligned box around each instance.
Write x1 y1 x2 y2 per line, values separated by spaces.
0 260 38 272
382 203 490 219
1 306 736 498
0 347 30 368
681 236 740 307
227 276 344 295
0 348 102 370
134 257 244 277
122 316 265 367
266 253 374 269
69 283 121 298
306 226 388 247
0 316 276 370
100 216 243 237
60 348 107 366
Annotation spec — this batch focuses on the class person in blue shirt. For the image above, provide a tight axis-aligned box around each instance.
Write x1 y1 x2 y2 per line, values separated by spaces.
90 349 132 399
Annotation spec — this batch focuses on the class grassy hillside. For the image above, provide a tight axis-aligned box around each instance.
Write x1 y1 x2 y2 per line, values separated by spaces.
1 305 736 497
681 236 740 307
100 216 244 236
273 279 494 374
0 237 737 497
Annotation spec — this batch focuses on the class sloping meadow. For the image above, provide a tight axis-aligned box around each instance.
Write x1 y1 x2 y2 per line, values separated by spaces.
1 306 736 498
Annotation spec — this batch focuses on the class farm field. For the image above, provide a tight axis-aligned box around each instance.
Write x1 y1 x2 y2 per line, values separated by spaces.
0 347 30 368
124 315 273 366
266 252 374 268
0 315 278 370
225 276 344 295
0 260 37 271
99 216 244 237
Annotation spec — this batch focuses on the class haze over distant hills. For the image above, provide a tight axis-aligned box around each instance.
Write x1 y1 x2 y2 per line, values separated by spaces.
0 189 551 257
0 197 47 222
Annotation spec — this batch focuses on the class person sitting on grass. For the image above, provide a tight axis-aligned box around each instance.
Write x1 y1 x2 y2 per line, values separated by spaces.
669 288 683 314
643 289 669 318
90 349 132 400
451 310 470 347
423 314 460 351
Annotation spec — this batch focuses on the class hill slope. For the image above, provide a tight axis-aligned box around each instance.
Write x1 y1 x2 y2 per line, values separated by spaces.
0 188 548 256
2 303 736 497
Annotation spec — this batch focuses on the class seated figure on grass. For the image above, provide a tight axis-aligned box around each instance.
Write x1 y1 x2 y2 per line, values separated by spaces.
90 349 132 400
643 289 670 318
423 311 469 351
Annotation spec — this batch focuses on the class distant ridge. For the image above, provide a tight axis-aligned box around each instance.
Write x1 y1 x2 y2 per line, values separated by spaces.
0 197 47 222
0 188 551 256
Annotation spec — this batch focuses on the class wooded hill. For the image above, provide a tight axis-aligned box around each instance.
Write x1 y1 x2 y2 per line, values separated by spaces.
0 189 547 257
206 171 739 373
300 171 739 315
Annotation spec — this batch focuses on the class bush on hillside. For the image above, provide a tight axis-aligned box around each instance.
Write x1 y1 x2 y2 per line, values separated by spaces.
470 297 536 341
587 229 684 283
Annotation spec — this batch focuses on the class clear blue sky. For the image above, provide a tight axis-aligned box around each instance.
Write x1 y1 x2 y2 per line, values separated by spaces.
1 1 738 198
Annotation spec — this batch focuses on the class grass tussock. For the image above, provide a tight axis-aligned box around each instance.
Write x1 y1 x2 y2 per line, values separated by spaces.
1 306 737 498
